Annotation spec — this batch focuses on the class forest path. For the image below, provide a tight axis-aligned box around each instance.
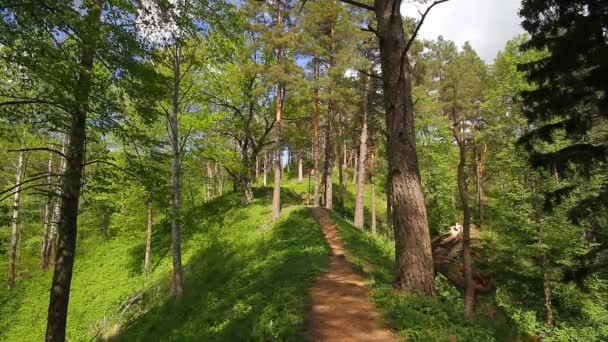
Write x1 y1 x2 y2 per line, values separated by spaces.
305 207 396 342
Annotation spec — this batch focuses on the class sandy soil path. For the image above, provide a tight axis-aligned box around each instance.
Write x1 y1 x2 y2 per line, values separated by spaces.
305 207 396 342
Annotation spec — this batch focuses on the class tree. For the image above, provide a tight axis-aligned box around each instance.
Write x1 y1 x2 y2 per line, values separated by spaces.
518 0 608 226
0 1 162 339
335 0 450 294
441 42 487 320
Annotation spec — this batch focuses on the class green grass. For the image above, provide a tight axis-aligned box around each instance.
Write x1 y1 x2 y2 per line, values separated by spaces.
329 212 519 342
0 188 329 341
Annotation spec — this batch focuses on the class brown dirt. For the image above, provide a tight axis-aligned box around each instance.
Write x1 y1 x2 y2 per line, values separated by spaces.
305 207 397 342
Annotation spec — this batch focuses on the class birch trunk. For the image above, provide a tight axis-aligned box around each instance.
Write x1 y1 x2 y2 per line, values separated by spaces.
41 150 53 270
8 151 24 289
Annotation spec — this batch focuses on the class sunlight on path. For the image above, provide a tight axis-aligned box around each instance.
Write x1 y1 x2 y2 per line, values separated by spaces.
306 208 396 342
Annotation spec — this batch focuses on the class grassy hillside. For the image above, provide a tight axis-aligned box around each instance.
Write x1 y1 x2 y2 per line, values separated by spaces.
0 188 329 341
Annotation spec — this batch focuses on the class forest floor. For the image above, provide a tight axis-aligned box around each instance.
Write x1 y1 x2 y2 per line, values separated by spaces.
306 207 396 342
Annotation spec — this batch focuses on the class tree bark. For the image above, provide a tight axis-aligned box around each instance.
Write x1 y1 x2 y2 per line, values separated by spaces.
338 114 345 214
312 58 321 206
41 150 53 270
263 151 268 187
169 44 184 299
354 75 371 229
475 143 486 228
242 174 254 204
46 2 101 340
145 195 152 278
8 150 24 289
543 258 553 326
271 2 283 221
375 0 435 294
323 118 333 209
450 92 474 321
46 141 67 270
297 153 303 182
370 150 377 234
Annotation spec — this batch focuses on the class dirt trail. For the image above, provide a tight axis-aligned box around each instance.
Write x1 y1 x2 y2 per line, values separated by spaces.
306 207 396 342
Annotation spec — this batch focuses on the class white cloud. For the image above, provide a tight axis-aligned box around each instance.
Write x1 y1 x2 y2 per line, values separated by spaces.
401 0 524 63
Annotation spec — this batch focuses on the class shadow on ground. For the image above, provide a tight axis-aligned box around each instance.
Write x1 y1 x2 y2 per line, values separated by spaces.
112 189 329 342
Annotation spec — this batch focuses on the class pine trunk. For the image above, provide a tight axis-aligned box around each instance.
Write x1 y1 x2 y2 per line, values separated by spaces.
45 3 101 340
145 195 152 278
8 151 24 289
354 75 371 229
375 0 435 294
312 59 321 206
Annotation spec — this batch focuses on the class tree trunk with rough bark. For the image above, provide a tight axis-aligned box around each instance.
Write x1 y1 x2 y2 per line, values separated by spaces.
312 59 321 206
271 3 283 221
145 195 152 278
45 3 101 340
354 75 371 229
374 0 435 294
8 151 24 289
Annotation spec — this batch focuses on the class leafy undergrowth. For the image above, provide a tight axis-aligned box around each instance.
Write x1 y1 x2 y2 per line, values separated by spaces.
330 212 519 342
0 188 329 341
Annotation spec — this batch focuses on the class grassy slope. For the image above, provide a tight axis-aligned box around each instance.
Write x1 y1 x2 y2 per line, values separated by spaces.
0 188 329 341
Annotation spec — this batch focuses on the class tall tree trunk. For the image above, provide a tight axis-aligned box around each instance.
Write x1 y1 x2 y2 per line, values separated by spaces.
475 143 486 228
370 150 377 234
450 96 474 321
207 163 214 199
169 45 184 299
46 141 67 269
271 2 283 221
145 195 152 278
375 0 435 294
338 113 345 214
323 119 333 209
263 151 268 187
386 176 393 240
354 75 371 229
216 163 223 195
8 151 24 289
297 153 303 183
312 59 321 206
255 155 259 181
543 257 553 326
41 150 53 270
353 153 358 185
46 2 101 340
242 174 254 204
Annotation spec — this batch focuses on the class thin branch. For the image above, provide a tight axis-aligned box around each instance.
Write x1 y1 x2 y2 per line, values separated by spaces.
403 0 450 54
0 174 59 198
8 147 66 159
0 183 58 203
337 0 374 11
